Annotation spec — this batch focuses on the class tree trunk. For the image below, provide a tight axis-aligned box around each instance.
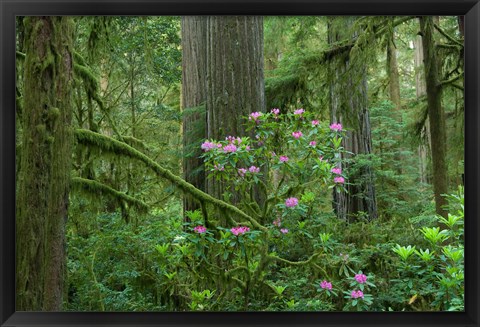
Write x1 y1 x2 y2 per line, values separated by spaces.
420 16 449 218
205 16 266 204
386 29 401 113
16 16 74 311
328 17 377 222
181 16 207 213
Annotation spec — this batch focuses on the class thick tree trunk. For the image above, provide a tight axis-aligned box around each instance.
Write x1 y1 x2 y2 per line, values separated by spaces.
386 30 401 113
205 16 265 203
181 16 207 213
16 16 74 311
328 17 377 222
420 16 449 218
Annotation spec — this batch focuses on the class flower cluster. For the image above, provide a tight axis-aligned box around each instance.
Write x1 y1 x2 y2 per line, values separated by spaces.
201 141 217 152
223 143 238 153
226 135 242 144
285 197 299 208
230 226 250 236
271 108 280 115
331 167 342 175
249 112 262 122
294 108 305 115
320 280 333 290
238 168 247 177
292 131 303 139
311 120 319 126
280 228 289 234
351 290 364 299
334 176 345 184
354 273 367 284
249 166 260 173
279 155 289 163
193 225 207 234
329 122 343 131
309 141 317 146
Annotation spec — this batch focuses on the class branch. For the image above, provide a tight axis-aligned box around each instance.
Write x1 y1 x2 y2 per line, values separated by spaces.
434 23 464 47
71 177 148 212
75 129 267 232
437 72 464 88
268 252 320 266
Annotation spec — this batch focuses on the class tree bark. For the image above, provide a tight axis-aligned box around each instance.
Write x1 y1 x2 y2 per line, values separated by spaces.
16 16 74 311
328 17 377 222
181 16 208 213
420 16 449 218
205 16 266 204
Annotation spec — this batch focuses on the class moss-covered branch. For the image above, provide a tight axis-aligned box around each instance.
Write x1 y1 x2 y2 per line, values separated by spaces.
268 252 320 266
75 129 267 232
434 23 464 47
71 177 148 212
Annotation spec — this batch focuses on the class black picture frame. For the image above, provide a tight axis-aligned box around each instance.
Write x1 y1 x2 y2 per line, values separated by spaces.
1 0 478 326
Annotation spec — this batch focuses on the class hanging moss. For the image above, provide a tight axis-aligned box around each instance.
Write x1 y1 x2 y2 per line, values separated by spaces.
75 129 267 232
71 177 148 213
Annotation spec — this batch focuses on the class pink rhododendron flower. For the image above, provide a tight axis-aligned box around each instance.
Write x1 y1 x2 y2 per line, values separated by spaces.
292 131 303 139
271 108 280 115
320 280 332 290
230 226 250 236
238 168 247 177
285 197 299 208
311 120 319 126
201 141 216 151
279 156 289 163
351 290 364 299
354 273 367 284
331 167 342 175
280 228 289 234
329 123 343 131
249 166 260 173
246 146 251 151
334 176 345 184
249 112 262 122
309 141 317 146
294 108 305 115
223 144 237 153
194 225 207 234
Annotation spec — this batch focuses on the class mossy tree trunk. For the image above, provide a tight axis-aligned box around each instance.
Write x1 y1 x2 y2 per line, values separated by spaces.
327 17 377 222
16 16 74 311
181 16 207 214
205 16 265 204
420 16 448 218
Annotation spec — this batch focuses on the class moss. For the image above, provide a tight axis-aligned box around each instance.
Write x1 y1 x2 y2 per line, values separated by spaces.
75 129 267 232
71 177 149 213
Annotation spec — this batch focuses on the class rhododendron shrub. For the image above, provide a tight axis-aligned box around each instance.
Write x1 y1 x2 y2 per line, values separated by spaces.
173 109 350 310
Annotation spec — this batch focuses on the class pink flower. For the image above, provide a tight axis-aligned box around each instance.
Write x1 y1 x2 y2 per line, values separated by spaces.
294 108 305 115
285 197 299 208
279 156 289 163
271 108 280 115
331 167 342 175
246 146 251 151
201 141 216 151
249 165 260 173
309 141 317 146
320 280 332 290
280 228 289 234
292 131 303 139
238 168 247 177
354 273 367 284
351 290 364 299
311 120 319 126
249 112 262 122
330 123 343 131
230 226 250 236
273 218 281 227
194 225 207 234
223 143 237 153
334 176 345 184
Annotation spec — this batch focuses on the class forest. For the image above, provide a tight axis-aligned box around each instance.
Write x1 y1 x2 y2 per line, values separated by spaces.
15 15 464 312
